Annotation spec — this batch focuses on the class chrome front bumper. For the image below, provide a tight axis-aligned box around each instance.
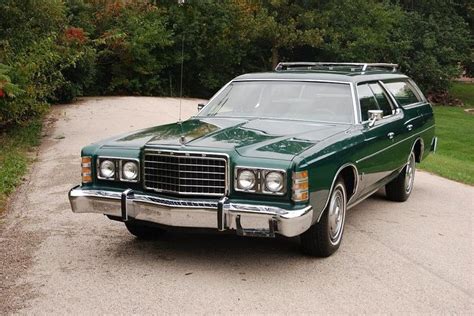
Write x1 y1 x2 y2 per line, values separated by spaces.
68 186 313 237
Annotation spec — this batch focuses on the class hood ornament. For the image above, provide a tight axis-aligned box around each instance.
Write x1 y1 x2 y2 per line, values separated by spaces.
179 135 186 145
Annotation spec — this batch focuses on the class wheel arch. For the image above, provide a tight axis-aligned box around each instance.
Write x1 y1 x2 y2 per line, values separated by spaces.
315 163 359 222
412 137 424 163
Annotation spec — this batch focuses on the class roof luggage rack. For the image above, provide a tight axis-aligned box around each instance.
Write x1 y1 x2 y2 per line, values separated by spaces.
274 62 399 72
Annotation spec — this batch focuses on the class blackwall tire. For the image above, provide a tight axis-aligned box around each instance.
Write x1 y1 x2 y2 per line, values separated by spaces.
386 151 416 202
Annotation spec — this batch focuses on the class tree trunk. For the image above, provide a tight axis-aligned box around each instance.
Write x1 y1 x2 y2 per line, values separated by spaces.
271 46 279 69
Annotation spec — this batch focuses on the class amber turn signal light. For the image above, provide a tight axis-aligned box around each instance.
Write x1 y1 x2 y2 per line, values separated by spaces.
81 156 92 183
292 170 309 202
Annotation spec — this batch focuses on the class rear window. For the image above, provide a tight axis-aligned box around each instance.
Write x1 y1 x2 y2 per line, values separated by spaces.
383 81 421 106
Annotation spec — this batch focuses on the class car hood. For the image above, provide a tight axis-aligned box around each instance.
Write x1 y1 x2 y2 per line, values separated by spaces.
99 117 349 160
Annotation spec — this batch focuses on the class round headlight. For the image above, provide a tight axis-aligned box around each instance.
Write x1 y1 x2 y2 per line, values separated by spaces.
122 161 138 180
100 160 115 178
238 170 256 190
265 171 284 192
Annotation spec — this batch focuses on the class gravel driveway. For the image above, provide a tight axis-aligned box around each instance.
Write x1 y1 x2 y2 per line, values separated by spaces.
1 97 473 314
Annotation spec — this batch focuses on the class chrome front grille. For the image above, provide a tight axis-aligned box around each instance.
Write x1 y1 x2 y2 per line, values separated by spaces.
143 150 228 196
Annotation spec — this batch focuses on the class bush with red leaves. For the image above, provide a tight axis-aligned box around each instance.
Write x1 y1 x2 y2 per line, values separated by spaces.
64 27 86 43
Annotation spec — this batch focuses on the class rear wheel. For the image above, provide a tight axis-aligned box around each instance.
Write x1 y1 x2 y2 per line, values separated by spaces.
300 179 347 257
385 151 416 202
125 221 166 240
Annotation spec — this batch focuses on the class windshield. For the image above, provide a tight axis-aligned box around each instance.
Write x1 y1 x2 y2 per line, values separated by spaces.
198 81 354 123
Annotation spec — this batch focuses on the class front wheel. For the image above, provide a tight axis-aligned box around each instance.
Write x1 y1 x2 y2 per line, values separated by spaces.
300 179 347 257
385 151 416 202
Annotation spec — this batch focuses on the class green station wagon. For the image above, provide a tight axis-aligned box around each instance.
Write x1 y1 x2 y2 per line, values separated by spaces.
69 62 436 257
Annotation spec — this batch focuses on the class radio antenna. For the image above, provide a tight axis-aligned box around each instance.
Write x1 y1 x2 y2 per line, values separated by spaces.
178 33 184 124
178 0 185 144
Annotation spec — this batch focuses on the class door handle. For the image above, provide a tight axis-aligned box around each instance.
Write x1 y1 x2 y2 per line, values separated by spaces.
387 132 395 140
407 124 413 131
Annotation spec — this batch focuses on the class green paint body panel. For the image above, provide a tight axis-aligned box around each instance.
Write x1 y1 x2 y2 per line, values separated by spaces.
80 70 435 224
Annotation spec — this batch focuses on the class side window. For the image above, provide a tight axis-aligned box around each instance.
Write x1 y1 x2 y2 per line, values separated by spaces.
408 79 427 102
369 83 393 117
383 81 421 106
358 84 378 121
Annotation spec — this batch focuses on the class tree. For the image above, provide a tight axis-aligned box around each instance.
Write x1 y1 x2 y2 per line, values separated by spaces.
319 0 404 62
92 1 174 95
240 0 325 68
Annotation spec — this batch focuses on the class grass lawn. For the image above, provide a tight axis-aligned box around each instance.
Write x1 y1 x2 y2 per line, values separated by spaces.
450 82 474 107
0 118 43 213
419 83 474 185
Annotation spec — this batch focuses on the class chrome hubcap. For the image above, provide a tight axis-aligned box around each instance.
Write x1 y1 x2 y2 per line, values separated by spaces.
328 186 345 244
405 153 416 194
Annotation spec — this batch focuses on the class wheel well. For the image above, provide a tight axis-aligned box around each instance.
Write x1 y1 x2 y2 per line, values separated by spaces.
338 166 357 201
413 139 424 163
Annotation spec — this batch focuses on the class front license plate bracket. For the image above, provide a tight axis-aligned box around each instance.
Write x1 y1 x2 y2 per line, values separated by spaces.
235 215 277 238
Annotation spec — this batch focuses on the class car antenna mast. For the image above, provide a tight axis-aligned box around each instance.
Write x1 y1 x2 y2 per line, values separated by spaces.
178 0 186 144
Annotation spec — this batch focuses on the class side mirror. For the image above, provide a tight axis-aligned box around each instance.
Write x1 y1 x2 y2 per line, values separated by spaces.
197 103 205 111
368 110 383 127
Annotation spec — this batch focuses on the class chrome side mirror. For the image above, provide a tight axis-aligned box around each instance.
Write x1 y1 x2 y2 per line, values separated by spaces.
197 103 205 111
368 110 383 127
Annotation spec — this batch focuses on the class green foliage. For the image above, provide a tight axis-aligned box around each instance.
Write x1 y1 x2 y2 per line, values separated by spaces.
165 0 259 96
315 0 470 93
243 0 324 68
0 64 24 98
92 1 173 95
396 10 470 93
0 0 97 125
318 0 404 62
0 0 471 127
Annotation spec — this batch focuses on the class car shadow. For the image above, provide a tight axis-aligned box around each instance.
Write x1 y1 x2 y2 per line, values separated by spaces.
103 191 389 269
114 232 303 262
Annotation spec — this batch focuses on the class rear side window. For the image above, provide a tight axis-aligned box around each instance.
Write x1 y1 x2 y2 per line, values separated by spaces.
384 81 421 106
358 83 393 121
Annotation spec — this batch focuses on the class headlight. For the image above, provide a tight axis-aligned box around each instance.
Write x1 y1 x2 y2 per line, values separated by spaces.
265 171 284 192
122 161 138 180
235 167 286 195
237 170 256 190
100 160 115 178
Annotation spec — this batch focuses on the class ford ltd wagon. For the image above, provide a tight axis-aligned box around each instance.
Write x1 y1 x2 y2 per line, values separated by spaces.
69 62 436 256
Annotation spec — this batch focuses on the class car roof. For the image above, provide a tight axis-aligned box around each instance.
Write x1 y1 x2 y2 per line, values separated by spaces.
234 70 409 84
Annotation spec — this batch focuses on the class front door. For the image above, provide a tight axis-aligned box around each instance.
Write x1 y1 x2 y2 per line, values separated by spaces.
355 82 406 196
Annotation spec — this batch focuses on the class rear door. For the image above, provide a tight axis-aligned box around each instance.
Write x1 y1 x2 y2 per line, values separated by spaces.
382 80 426 138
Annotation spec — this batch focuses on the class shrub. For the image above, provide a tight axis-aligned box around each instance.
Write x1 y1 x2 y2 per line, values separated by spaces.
0 0 98 125
93 1 174 95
